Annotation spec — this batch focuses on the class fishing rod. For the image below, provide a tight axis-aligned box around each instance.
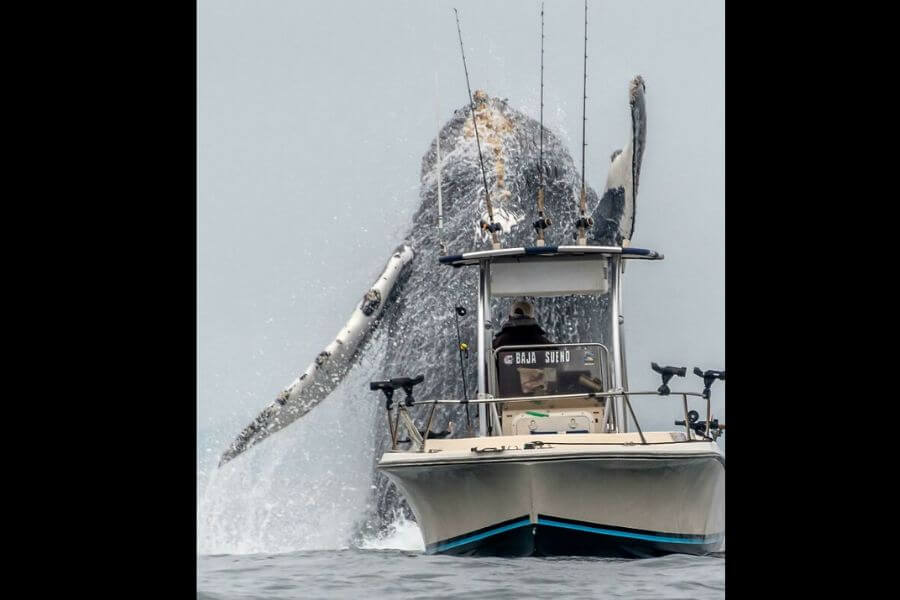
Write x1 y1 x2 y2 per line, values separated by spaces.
533 2 551 247
453 305 472 433
575 0 593 246
435 71 447 255
453 8 501 249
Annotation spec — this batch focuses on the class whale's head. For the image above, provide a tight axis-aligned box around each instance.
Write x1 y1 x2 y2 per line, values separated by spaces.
413 91 608 256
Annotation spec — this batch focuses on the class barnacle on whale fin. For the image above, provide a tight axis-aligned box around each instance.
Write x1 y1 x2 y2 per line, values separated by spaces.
360 289 382 316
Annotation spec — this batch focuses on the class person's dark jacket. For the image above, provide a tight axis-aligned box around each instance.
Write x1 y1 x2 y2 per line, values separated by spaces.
492 317 552 349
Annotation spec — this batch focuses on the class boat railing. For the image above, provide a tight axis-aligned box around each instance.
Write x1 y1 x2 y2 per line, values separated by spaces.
372 384 724 451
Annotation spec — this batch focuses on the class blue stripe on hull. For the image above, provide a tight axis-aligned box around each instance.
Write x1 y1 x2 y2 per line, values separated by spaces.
430 518 532 553
536 517 713 545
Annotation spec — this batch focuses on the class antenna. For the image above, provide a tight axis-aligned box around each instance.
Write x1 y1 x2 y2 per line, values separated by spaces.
435 71 446 255
454 8 501 249
533 2 551 246
575 0 593 246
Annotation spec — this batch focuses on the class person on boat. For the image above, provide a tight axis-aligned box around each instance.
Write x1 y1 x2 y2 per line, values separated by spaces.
492 300 552 349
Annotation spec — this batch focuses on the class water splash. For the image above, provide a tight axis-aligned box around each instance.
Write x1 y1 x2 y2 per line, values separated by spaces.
355 510 425 552
197 341 386 555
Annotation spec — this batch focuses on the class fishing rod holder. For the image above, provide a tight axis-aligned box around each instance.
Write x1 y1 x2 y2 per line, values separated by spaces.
369 374 425 409
693 367 726 400
651 362 686 395
370 375 435 451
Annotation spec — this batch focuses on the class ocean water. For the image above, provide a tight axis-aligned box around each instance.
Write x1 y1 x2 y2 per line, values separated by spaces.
197 518 724 599
197 551 724 599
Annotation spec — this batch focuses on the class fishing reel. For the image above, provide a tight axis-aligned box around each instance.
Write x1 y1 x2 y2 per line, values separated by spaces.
454 306 469 357
369 374 425 409
651 362 686 395
533 216 552 232
674 410 725 440
480 220 502 234
453 305 472 426
572 216 594 239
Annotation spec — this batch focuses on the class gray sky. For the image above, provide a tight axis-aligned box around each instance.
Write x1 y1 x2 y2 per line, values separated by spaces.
198 0 724 460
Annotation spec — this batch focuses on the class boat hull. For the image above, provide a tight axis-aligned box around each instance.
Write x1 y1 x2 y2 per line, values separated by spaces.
378 434 724 557
426 515 722 557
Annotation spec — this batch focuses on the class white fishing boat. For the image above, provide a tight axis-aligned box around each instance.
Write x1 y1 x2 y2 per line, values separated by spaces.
372 245 725 557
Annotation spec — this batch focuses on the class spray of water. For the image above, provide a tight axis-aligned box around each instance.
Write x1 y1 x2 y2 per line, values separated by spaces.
355 509 426 552
197 336 389 555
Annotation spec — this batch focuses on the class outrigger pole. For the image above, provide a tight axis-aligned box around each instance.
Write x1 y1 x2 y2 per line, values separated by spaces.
575 0 593 246
454 8 501 250
533 3 551 246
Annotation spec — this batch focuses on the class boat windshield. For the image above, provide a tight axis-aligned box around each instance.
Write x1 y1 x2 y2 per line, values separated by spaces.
492 343 608 399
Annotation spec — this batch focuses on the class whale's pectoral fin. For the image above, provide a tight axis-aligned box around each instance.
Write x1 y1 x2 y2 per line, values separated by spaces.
593 75 646 246
219 244 415 467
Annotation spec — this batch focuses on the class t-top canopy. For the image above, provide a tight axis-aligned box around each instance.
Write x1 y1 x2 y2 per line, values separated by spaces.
438 245 664 268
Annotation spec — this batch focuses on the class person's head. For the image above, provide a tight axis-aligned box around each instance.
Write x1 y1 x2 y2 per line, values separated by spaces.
509 300 534 320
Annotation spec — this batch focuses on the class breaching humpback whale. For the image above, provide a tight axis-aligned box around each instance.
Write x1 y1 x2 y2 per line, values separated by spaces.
219 76 648 531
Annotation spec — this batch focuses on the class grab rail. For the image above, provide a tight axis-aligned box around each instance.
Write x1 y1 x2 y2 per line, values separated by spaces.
375 388 722 451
